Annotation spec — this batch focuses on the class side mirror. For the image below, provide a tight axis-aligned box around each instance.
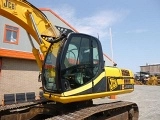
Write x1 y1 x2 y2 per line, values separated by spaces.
38 72 42 82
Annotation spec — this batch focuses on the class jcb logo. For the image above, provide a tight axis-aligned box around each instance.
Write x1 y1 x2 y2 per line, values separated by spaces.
3 0 15 10
109 78 118 91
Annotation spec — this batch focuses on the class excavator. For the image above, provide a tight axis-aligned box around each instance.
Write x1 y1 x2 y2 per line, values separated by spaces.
0 0 139 119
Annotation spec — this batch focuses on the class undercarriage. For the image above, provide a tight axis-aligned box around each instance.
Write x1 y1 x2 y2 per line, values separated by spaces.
0 100 139 120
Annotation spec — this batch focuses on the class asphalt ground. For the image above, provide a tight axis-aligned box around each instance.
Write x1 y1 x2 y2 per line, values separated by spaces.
93 85 160 120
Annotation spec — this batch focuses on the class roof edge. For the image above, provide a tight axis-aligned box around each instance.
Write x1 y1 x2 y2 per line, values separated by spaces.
0 48 43 60
39 8 78 33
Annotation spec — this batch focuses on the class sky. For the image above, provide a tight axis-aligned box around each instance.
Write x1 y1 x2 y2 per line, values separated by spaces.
28 0 160 73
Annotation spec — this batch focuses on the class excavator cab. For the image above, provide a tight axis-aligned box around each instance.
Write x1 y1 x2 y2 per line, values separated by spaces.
42 33 104 93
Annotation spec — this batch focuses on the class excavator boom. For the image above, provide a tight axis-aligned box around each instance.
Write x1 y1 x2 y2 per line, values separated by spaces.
0 0 60 70
0 0 59 42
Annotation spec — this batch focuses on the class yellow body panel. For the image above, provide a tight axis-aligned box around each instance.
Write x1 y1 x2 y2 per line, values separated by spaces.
105 66 124 84
43 89 133 103
105 66 135 84
43 66 135 103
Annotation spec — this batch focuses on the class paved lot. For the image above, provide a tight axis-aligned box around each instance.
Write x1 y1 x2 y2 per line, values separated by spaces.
94 85 160 120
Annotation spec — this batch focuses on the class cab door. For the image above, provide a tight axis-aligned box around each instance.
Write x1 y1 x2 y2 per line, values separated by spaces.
59 33 104 93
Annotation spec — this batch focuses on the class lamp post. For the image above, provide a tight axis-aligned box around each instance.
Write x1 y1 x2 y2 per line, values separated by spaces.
109 27 114 66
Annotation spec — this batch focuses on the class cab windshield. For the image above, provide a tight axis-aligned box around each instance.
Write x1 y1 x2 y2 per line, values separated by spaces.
43 42 60 91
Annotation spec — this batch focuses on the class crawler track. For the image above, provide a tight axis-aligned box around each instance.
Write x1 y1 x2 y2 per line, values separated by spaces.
0 101 139 120
46 101 139 120
0 100 52 120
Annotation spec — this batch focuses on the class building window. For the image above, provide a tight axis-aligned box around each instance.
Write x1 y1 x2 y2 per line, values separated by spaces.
3 24 19 44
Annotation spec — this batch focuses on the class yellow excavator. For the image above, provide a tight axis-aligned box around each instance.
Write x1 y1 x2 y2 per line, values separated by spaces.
0 0 139 119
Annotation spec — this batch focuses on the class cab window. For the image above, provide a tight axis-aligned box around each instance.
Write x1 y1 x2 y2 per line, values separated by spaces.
61 34 100 90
